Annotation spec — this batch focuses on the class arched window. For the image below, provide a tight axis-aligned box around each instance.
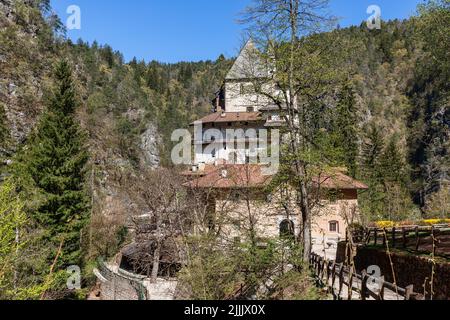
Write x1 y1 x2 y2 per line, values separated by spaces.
329 221 339 233
280 219 295 238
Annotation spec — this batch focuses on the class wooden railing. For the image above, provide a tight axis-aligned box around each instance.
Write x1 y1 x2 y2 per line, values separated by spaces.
310 253 424 300
361 224 450 258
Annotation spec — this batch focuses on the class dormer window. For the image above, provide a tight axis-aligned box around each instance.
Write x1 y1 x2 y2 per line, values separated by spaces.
246 107 254 113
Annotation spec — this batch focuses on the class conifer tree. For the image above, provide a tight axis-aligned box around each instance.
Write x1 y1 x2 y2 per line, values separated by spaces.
359 124 385 219
380 135 406 186
15 60 89 268
334 81 359 177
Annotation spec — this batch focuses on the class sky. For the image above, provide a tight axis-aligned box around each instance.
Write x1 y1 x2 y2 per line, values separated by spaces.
50 0 425 63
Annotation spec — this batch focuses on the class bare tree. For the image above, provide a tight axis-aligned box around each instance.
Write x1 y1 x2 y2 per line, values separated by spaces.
238 0 346 263
123 168 191 282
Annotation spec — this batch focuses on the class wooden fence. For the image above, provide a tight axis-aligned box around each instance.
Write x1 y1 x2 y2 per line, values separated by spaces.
360 224 450 258
310 253 424 300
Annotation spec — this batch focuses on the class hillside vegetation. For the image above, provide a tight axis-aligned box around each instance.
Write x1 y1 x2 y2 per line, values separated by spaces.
0 0 448 298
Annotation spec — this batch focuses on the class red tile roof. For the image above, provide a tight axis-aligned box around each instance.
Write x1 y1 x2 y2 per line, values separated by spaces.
190 112 263 126
183 164 272 189
312 172 369 190
183 164 368 190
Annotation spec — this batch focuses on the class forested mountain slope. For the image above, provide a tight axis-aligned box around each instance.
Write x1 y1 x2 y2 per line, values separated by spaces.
0 0 448 296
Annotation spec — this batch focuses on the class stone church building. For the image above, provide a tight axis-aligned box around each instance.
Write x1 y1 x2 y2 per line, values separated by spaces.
183 40 368 254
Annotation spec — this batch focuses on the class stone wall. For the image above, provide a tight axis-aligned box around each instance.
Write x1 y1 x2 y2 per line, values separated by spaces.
96 264 147 300
95 263 178 300
353 247 450 300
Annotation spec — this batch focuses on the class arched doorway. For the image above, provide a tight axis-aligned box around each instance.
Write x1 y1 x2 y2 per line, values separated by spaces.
280 219 295 238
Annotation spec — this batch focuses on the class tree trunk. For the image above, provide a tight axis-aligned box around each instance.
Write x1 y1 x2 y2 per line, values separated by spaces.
151 240 161 283
299 173 312 263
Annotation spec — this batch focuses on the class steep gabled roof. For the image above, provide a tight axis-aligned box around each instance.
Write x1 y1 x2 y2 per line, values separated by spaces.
226 39 268 80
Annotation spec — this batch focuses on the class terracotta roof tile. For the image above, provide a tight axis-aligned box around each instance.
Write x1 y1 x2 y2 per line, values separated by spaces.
183 164 368 190
183 164 272 189
190 112 263 126
312 172 369 190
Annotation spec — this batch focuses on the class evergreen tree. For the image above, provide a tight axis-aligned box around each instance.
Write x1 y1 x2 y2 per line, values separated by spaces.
407 0 450 208
334 81 359 177
359 124 385 219
15 60 89 268
379 136 416 220
380 135 407 186
360 124 384 180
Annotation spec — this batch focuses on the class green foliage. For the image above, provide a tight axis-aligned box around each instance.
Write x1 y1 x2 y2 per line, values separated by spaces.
0 179 56 300
360 126 417 221
0 179 26 298
179 234 318 300
13 61 89 283
333 81 359 177
359 124 386 219
0 103 9 151
407 0 450 209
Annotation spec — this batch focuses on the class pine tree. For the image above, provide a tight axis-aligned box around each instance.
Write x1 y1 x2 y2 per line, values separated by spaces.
15 60 89 268
360 124 384 180
334 81 359 177
379 136 415 220
359 123 386 219
380 135 406 185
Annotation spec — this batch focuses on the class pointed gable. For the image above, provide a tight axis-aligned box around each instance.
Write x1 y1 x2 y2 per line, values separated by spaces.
226 39 268 81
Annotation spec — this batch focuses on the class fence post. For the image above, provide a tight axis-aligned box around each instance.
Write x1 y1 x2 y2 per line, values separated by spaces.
374 229 377 245
361 270 368 300
431 226 437 256
383 228 387 246
402 227 407 248
348 270 353 300
331 262 337 298
338 264 344 299
392 227 396 248
405 285 414 300
415 226 420 251
379 283 385 300
326 260 331 285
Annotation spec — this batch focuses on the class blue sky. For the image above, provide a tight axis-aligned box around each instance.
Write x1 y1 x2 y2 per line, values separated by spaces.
50 0 424 63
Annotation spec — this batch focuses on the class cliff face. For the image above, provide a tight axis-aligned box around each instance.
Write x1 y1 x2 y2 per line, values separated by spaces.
0 1 162 231
0 0 46 147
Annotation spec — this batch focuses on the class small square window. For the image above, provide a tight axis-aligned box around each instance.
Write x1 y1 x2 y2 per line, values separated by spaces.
329 221 339 233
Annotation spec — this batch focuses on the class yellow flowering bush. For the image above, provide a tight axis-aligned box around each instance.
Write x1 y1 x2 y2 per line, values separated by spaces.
375 221 395 228
375 219 450 228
